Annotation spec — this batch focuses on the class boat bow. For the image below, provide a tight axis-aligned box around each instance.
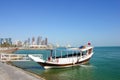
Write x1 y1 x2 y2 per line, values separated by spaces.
28 55 45 63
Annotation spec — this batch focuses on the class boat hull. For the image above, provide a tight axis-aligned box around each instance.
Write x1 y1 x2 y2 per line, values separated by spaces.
28 46 94 69
37 57 91 69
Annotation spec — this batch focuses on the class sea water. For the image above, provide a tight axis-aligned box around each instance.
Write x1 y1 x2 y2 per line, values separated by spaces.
13 47 120 80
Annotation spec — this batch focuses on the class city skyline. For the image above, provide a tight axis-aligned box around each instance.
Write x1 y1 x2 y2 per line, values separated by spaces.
0 0 120 46
18 36 48 45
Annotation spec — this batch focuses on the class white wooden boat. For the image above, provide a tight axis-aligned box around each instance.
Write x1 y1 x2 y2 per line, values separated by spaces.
29 43 94 69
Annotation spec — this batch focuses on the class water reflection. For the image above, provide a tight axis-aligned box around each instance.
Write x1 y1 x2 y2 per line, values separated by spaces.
39 64 95 80
13 61 95 80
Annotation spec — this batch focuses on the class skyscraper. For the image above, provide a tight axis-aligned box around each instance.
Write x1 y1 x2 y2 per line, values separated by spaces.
0 38 3 45
37 36 40 45
37 36 42 45
39 36 42 45
32 37 35 45
41 40 45 45
28 38 30 45
45 37 48 45
0 38 12 45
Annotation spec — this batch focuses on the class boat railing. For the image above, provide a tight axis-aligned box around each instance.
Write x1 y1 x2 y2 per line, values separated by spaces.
52 49 82 59
52 47 93 59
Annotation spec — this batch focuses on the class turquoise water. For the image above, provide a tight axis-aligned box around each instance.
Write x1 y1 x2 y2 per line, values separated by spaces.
14 47 120 80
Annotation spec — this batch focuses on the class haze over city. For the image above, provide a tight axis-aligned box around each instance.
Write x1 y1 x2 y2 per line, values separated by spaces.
0 0 120 46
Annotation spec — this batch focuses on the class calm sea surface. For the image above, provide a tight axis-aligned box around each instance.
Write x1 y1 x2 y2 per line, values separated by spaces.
13 47 120 80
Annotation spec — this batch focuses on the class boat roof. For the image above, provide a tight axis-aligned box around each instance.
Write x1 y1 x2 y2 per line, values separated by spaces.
53 46 93 52
67 46 93 51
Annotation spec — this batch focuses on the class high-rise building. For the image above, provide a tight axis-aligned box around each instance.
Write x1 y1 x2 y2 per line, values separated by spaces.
39 36 42 45
37 36 39 45
28 38 30 45
32 37 35 45
8 38 12 45
41 40 45 45
37 36 42 45
24 40 28 46
45 37 48 45
0 38 3 45
26 36 48 46
0 38 12 45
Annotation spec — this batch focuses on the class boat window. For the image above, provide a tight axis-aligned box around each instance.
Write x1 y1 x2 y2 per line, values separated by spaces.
51 49 81 58
82 51 87 55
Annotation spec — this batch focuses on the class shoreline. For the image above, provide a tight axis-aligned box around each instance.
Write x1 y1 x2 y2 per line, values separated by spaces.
19 47 53 50
0 62 45 80
0 47 18 53
9 62 45 80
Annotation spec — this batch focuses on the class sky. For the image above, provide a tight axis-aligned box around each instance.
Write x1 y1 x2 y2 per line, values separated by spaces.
0 0 120 46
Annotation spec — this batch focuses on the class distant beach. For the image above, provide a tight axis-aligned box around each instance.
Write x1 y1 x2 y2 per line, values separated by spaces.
0 47 18 53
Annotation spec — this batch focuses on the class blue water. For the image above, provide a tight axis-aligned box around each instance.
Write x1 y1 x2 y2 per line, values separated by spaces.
13 47 120 80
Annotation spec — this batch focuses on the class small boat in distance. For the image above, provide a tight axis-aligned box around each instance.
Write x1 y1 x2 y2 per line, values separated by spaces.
29 43 94 69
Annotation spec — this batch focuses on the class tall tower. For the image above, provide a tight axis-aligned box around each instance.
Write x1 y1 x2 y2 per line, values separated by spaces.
0 38 2 45
45 37 48 45
8 38 12 45
37 36 41 45
32 37 35 45
28 38 30 45
39 36 42 45
41 40 45 45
